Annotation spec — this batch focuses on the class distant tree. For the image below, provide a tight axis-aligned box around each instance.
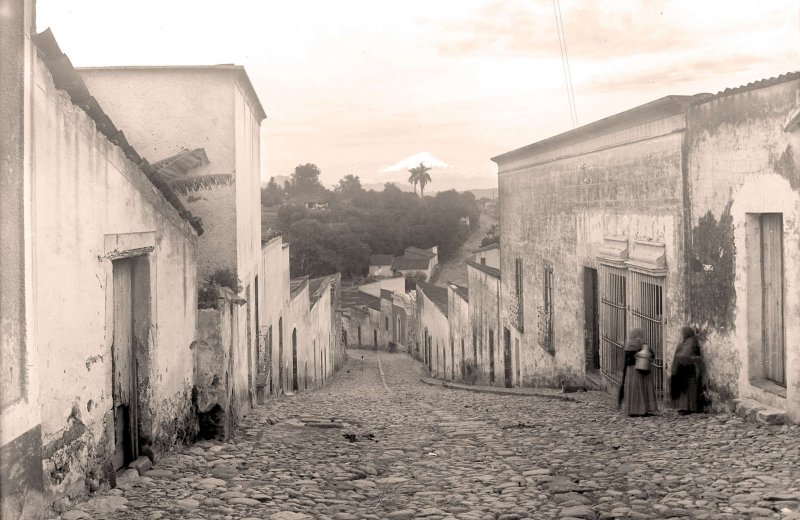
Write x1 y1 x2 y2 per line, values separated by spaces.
285 163 326 197
409 162 432 197
335 174 364 199
261 177 285 207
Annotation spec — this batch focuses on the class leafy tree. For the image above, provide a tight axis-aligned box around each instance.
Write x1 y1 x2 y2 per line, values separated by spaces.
285 163 326 197
261 177 285 207
408 162 431 197
335 174 364 199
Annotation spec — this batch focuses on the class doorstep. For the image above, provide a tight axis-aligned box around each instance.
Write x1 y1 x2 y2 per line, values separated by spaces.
732 398 788 425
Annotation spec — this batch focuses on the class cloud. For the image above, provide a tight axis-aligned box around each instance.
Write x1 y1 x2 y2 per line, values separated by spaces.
435 0 793 61
585 51 798 94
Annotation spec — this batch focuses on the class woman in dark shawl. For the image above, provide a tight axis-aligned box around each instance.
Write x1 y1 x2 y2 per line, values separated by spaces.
617 327 658 416
670 326 705 414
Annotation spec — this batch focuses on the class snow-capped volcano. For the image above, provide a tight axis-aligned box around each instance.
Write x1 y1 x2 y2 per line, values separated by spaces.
380 152 450 173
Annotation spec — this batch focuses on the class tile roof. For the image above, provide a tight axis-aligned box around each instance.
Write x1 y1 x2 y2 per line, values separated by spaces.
309 275 336 306
31 29 204 236
290 277 308 299
418 282 449 316
391 257 431 271
691 71 800 106
466 260 501 279
452 285 469 302
341 288 382 312
405 246 437 259
369 254 395 266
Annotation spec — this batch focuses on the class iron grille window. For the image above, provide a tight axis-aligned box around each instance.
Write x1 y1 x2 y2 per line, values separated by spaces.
628 270 665 398
537 264 554 353
599 265 627 383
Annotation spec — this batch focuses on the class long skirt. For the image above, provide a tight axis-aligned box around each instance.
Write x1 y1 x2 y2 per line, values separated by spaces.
622 367 658 416
673 368 702 413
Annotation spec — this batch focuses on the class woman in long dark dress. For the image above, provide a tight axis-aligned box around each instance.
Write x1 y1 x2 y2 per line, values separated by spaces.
617 327 658 416
670 326 705 414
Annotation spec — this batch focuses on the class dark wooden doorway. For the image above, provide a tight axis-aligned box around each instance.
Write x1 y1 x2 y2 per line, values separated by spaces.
278 317 284 392
291 328 299 392
761 213 785 385
583 267 600 370
111 257 149 471
488 329 496 384
503 327 512 387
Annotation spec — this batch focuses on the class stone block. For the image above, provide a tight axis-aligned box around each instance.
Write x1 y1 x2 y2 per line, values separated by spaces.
756 408 787 425
129 455 152 476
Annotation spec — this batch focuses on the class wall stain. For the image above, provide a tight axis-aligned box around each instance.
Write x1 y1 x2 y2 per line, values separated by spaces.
689 202 736 335
771 144 799 190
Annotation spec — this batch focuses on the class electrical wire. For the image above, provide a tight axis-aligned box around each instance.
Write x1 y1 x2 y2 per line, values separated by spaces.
553 0 578 128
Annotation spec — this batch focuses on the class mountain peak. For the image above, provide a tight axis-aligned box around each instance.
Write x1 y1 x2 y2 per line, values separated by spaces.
380 152 450 173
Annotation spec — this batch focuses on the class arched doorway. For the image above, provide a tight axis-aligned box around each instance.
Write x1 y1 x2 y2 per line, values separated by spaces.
291 328 299 392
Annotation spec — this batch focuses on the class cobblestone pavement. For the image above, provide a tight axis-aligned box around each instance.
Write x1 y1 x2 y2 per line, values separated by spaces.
67 350 800 520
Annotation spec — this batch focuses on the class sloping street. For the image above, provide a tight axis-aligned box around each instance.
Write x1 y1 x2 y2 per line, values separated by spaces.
67 351 799 520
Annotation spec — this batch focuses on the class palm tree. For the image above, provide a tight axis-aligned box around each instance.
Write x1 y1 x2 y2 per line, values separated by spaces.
409 162 431 197
417 163 432 197
408 168 419 195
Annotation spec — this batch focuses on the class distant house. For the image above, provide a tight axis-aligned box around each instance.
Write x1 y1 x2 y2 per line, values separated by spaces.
474 242 500 269
459 216 471 227
369 254 395 278
392 246 438 280
304 199 328 210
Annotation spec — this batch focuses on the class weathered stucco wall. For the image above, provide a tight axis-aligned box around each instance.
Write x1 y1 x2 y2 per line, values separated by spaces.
447 288 470 382
1 1 44 518
234 84 262 281
359 277 405 298
287 282 313 392
32 52 199 510
467 265 502 386
258 237 288 399
79 68 240 282
416 287 449 378
686 78 800 420
497 116 687 388
475 247 500 269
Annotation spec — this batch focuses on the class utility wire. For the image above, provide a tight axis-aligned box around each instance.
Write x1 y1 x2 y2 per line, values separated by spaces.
553 0 578 128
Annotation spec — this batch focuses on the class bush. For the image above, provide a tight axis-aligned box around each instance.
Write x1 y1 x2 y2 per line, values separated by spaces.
208 268 242 293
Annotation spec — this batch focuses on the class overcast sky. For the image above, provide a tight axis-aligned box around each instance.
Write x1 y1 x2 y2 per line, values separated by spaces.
37 0 800 191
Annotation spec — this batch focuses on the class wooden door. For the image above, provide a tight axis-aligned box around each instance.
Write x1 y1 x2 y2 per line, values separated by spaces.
112 260 137 471
583 267 600 370
488 329 495 383
761 214 785 385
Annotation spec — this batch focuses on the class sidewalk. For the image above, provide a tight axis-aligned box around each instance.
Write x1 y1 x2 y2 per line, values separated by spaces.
420 376 579 401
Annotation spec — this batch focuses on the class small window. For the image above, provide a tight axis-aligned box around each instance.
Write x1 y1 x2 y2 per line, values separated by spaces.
480 257 486 265
385 317 389 330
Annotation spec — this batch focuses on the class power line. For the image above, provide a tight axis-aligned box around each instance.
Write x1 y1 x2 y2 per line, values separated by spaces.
553 0 578 128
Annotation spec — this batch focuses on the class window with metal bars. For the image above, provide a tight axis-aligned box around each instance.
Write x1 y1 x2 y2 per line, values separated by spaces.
628 270 665 398
537 264 554 353
599 265 627 383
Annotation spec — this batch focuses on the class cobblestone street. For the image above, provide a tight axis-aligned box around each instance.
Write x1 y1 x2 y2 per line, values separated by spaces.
70 351 800 520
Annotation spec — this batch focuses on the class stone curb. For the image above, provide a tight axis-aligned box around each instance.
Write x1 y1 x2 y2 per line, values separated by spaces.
420 377 576 401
